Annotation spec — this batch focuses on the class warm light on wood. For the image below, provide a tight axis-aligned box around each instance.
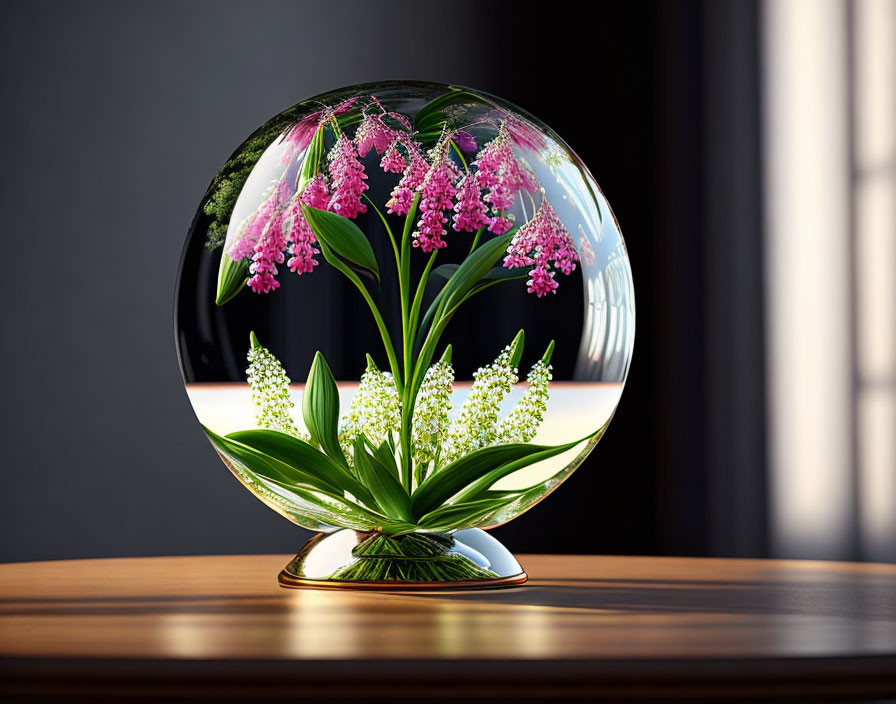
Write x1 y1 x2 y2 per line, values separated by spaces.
1 554 894 699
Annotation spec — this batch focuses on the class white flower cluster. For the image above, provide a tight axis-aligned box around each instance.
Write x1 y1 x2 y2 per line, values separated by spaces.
340 360 402 450
496 360 552 444
246 345 301 437
443 346 519 463
411 359 455 465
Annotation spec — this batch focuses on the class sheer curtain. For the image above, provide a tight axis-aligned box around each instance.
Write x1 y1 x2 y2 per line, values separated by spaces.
762 0 896 562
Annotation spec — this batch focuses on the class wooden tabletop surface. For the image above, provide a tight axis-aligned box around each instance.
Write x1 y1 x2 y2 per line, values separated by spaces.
1 554 895 701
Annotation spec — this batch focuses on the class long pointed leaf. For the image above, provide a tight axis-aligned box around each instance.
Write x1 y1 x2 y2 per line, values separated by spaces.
448 439 588 506
303 205 379 280
416 495 523 533
215 255 248 306
411 436 585 519
352 438 413 522
206 426 410 532
302 352 346 467
226 428 370 501
372 439 400 482
204 426 337 492
416 233 513 350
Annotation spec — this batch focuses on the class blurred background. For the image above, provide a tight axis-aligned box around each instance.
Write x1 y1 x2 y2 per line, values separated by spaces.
1 0 893 564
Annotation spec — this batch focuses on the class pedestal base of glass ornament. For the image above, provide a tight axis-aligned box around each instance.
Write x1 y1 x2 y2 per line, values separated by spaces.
278 528 527 591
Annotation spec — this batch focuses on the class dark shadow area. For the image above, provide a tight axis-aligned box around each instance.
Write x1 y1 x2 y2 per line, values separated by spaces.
408 578 896 619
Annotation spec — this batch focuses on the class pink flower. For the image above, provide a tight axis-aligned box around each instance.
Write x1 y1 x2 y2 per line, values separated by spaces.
489 214 514 235
386 143 429 215
527 266 559 297
484 110 549 152
472 123 539 233
280 116 319 165
327 134 368 219
301 173 330 210
247 181 291 293
413 161 457 252
280 97 359 166
283 200 320 276
380 144 406 173
452 175 489 232
355 113 395 157
503 198 579 295
228 179 290 263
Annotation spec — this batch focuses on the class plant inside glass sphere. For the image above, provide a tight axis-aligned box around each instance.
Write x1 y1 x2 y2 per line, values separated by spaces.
176 82 634 589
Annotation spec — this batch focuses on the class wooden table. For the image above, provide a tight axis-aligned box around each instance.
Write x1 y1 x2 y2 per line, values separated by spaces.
1 554 895 701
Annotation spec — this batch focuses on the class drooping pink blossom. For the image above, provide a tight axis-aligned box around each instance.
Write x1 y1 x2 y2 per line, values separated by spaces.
327 134 368 219
386 143 429 215
280 97 359 166
475 127 539 195
503 198 579 296
483 110 549 153
489 214 514 235
380 144 406 173
413 161 457 252
227 179 290 263
526 266 559 297
452 175 489 232
247 181 292 293
355 113 396 157
283 199 320 276
301 172 330 210
472 123 539 233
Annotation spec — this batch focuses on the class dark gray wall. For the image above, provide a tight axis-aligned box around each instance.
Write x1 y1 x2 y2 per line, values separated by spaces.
1 0 770 564
0 0 509 562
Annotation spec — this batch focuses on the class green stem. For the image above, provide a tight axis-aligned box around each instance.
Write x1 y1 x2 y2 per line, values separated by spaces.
363 194 400 272
329 116 342 136
467 226 485 256
398 194 421 493
316 237 402 390
409 251 438 337
400 194 420 385
410 276 521 408
448 139 468 171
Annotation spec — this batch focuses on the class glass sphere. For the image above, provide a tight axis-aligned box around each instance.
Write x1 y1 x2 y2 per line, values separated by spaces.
176 80 634 542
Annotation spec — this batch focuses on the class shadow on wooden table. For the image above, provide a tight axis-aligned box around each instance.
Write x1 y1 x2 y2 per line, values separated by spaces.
406 575 896 619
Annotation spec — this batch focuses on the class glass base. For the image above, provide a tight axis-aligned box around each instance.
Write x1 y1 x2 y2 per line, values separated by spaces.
278 528 527 591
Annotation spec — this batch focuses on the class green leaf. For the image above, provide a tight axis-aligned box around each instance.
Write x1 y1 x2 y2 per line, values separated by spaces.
262 474 411 533
206 425 412 532
296 127 324 193
416 495 523 533
204 426 339 493
414 88 483 137
225 428 369 500
303 205 379 280
206 426 404 527
448 439 586 506
445 423 611 530
215 254 248 306
411 436 588 519
508 329 525 368
352 438 413 522
302 352 346 467
430 263 460 281
372 439 400 481
416 233 514 347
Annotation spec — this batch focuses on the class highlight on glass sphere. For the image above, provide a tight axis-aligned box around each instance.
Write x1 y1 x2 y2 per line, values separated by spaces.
175 81 634 586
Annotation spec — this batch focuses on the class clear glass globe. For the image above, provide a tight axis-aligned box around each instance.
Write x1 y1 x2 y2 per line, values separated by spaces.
175 81 634 579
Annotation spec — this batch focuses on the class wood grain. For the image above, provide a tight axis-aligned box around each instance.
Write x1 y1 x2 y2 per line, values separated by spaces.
1 554 895 700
